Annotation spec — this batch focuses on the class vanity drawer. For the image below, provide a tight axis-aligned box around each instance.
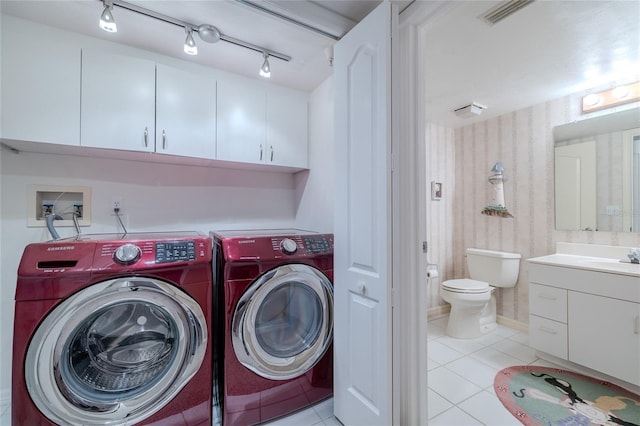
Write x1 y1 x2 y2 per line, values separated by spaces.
529 283 567 322
529 314 568 359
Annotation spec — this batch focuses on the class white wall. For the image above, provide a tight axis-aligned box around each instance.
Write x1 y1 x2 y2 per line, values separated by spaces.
295 76 334 233
0 151 299 400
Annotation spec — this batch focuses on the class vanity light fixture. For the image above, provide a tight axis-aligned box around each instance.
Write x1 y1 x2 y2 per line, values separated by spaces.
96 0 291 76
99 0 117 33
582 81 640 113
259 52 271 78
184 27 198 56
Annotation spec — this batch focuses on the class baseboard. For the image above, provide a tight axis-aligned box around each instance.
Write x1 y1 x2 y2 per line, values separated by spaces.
496 315 528 333
427 304 450 320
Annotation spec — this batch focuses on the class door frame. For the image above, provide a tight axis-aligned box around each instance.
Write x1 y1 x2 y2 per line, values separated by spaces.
394 2 459 424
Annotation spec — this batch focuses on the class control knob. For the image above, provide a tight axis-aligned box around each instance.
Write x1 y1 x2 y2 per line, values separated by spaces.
280 238 298 254
114 243 142 265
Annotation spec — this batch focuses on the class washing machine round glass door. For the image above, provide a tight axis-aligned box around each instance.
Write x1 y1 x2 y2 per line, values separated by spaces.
232 263 333 380
25 277 207 425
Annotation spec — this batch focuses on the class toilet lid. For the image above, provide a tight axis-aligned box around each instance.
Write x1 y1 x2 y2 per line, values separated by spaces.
442 279 489 294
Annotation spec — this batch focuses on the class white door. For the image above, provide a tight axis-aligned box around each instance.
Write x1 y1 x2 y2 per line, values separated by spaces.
266 87 309 168
156 64 216 159
216 76 266 164
81 50 155 152
334 2 394 425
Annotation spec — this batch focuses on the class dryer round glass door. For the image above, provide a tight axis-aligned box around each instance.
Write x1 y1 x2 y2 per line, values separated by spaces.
25 277 207 425
232 264 333 380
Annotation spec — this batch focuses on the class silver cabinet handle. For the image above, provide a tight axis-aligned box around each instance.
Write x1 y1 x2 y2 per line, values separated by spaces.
635 315 639 335
270 145 274 162
259 144 263 161
538 326 558 335
144 127 149 147
162 129 167 150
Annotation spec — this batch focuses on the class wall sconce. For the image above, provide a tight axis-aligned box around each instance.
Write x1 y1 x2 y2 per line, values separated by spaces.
581 81 640 113
481 161 513 218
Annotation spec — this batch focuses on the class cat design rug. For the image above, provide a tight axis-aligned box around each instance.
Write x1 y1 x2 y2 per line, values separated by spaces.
494 365 639 425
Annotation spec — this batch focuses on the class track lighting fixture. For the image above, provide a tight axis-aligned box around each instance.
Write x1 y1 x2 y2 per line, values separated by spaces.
259 52 271 78
197 24 221 43
99 0 117 33
95 0 291 77
184 27 198 55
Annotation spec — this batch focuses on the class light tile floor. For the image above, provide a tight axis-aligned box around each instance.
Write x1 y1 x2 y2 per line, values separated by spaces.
264 314 562 426
0 315 557 426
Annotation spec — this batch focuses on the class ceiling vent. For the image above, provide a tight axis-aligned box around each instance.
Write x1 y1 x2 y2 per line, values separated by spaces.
480 0 535 25
454 102 487 118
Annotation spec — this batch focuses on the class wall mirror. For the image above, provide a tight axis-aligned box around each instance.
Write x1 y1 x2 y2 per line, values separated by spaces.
553 107 640 232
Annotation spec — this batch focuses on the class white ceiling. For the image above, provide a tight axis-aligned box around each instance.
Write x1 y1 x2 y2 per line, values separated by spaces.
421 0 640 127
1 0 638 128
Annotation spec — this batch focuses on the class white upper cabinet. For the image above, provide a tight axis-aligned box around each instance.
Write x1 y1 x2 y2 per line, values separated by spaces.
1 16 306 171
81 50 156 152
216 77 266 164
266 87 308 168
217 76 308 169
1 16 80 145
155 64 216 159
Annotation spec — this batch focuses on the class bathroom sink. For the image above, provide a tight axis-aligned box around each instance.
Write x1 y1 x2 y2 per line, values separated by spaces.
529 253 640 277
528 243 640 277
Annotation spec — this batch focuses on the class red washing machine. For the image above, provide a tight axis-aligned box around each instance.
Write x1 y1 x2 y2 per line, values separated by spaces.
212 229 334 426
12 232 213 426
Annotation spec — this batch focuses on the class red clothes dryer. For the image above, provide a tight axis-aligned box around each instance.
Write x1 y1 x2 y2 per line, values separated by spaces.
212 229 334 426
12 232 213 426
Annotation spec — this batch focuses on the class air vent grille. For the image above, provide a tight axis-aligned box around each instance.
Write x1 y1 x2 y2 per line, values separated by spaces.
480 0 535 25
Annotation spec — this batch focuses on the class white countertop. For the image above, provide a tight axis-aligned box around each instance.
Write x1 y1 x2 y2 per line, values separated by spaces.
528 253 640 277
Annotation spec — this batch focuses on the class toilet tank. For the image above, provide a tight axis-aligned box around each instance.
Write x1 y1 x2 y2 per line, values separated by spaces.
466 248 521 287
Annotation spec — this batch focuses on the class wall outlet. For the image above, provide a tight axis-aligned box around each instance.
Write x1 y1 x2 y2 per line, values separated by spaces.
111 197 123 211
605 205 621 216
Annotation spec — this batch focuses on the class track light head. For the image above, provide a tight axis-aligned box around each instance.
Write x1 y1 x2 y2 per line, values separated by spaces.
184 27 198 55
196 24 221 43
99 0 117 33
259 52 271 78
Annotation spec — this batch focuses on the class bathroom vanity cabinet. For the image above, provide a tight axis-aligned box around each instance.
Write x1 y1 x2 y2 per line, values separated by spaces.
528 247 640 387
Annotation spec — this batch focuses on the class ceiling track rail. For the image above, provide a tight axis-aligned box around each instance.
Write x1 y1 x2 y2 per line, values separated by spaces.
109 0 292 61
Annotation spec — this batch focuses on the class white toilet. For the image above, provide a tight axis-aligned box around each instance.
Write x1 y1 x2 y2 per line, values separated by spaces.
440 248 521 339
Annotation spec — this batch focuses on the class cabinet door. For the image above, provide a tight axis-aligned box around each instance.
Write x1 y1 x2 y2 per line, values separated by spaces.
216 77 265 164
529 315 568 359
1 17 80 145
266 87 308 168
81 50 155 152
568 291 640 386
156 64 216 159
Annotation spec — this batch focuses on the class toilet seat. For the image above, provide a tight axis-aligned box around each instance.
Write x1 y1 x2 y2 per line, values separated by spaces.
441 279 489 294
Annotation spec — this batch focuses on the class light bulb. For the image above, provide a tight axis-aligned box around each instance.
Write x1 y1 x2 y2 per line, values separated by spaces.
612 85 630 99
99 2 117 33
184 29 198 55
583 94 600 106
260 53 271 78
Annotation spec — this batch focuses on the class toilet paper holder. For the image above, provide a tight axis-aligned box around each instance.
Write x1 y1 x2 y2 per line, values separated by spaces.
426 263 439 279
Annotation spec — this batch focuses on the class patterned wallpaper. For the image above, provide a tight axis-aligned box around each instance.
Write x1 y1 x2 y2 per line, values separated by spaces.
425 94 640 324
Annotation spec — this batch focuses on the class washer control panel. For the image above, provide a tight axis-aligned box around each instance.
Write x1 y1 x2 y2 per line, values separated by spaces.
280 238 298 254
302 235 332 254
155 241 196 263
113 243 142 265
